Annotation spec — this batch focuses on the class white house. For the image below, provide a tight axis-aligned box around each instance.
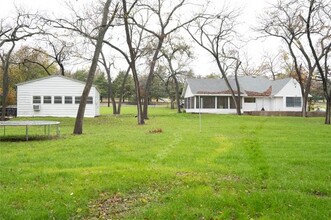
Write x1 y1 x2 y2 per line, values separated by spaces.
16 75 100 118
182 76 303 114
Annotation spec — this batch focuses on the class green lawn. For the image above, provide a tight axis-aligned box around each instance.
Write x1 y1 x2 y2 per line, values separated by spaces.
0 106 330 219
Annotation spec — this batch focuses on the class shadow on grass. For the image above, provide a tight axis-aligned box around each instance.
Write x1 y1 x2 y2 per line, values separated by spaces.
0 135 60 142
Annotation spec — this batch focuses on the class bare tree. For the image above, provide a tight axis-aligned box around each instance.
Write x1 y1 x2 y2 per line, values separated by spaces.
1 12 44 121
73 0 119 134
99 50 117 113
99 0 149 122
304 0 331 124
29 36 74 76
161 36 193 113
186 6 243 115
262 51 282 80
41 0 119 133
122 0 145 124
13 45 62 76
0 42 15 121
129 0 202 119
257 0 327 117
116 66 131 114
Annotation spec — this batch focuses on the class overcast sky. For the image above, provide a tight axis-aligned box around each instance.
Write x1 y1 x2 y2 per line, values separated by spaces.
2 0 280 76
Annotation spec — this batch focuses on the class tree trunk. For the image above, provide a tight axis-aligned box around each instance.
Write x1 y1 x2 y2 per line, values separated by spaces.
1 42 15 121
1 69 8 121
173 75 182 113
132 69 144 124
142 72 153 119
302 97 308 117
59 62 65 76
305 0 330 124
302 72 313 117
234 61 242 115
215 58 241 115
73 0 113 134
106 73 117 114
142 39 164 120
170 97 175 109
117 67 130 115
325 97 331 125
107 81 111 107
1 65 9 121
111 95 117 114
122 0 144 125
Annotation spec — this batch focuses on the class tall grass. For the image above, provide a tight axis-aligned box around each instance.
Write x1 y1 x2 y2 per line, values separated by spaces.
0 106 330 219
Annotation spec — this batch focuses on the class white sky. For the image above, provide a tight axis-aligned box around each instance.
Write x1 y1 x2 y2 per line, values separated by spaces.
1 0 281 76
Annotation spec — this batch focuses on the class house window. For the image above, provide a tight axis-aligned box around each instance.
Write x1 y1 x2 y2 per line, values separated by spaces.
217 97 228 109
87 97 93 104
75 96 81 104
65 96 73 104
286 97 301 107
33 96 41 104
202 96 215 109
244 97 256 103
54 96 62 104
43 96 52 104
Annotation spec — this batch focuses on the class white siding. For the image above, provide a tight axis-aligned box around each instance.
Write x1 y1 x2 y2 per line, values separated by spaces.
275 79 301 97
183 85 194 98
185 108 238 114
243 102 257 111
17 76 100 118
273 97 284 111
274 79 303 111
255 98 272 111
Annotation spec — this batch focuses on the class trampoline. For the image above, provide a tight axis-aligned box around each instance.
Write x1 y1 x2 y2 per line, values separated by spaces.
0 121 60 141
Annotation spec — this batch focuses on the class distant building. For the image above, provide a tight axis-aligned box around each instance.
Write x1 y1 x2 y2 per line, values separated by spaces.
182 76 303 114
16 75 100 118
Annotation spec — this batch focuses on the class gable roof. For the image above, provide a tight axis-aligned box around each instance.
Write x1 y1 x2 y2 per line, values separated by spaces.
16 75 88 86
185 76 293 97
16 75 100 92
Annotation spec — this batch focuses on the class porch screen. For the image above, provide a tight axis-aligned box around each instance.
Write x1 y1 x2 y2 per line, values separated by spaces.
185 97 195 109
190 97 194 109
196 97 200 109
185 98 190 109
217 97 228 109
202 96 215 108
230 97 241 109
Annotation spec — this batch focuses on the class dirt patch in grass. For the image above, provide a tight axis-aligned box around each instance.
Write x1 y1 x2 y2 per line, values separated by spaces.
310 190 329 198
148 128 163 134
87 191 154 219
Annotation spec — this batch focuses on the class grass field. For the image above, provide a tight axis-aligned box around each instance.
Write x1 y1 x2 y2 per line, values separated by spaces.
0 106 330 219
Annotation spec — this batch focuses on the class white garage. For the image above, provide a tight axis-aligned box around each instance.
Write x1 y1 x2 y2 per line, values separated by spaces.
16 75 100 118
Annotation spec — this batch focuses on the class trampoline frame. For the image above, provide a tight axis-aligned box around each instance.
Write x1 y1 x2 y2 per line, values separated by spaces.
0 121 60 141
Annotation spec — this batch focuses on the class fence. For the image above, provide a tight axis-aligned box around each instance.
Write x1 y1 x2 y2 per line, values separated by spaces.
244 111 326 117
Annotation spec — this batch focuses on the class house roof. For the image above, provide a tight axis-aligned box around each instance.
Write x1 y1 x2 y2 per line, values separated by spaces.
186 78 230 94
16 75 100 92
17 75 84 86
185 76 292 97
